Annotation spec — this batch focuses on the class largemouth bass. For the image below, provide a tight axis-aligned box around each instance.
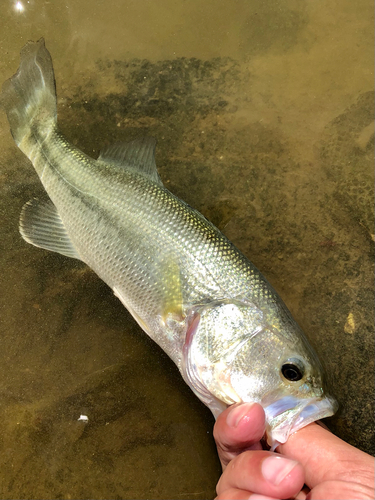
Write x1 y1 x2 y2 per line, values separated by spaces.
1 39 337 449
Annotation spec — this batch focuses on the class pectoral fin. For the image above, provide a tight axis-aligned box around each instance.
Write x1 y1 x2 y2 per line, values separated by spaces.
19 198 81 260
159 257 185 324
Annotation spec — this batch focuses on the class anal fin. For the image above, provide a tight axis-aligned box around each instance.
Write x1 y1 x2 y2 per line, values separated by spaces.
19 198 81 260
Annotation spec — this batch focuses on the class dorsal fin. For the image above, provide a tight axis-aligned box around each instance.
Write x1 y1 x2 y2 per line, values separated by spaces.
98 137 163 186
19 198 81 260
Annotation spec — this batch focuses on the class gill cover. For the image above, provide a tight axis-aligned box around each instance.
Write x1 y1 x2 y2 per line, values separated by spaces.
181 299 265 416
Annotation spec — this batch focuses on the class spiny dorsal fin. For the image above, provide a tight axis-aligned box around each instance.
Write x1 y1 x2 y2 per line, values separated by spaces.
98 137 163 186
19 198 81 260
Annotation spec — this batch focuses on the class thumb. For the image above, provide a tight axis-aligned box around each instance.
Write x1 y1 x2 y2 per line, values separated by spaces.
278 422 374 490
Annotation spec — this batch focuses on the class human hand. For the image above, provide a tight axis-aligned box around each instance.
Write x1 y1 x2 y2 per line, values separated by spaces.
214 403 374 500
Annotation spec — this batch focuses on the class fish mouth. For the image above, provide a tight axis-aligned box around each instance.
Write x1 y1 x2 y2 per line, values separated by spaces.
263 394 338 450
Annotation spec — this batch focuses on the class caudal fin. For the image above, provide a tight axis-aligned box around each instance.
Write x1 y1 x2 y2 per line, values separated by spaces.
0 38 57 151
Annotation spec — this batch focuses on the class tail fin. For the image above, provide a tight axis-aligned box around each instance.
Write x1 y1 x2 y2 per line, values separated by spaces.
0 38 57 151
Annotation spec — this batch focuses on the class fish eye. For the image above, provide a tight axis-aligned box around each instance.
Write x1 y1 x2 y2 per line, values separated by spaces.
281 359 305 381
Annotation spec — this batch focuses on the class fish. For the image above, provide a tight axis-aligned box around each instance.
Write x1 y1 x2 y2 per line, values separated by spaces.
0 39 337 449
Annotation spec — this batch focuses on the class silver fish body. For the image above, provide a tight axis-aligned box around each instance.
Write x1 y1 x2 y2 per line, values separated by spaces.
1 39 337 448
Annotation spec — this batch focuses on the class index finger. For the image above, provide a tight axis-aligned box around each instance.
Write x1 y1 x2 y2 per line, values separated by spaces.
214 403 266 469
277 422 374 489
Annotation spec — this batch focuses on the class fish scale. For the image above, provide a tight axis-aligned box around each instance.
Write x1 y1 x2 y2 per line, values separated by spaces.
1 38 337 448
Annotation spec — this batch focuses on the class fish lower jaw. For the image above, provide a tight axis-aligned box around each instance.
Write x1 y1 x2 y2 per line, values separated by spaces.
264 394 338 450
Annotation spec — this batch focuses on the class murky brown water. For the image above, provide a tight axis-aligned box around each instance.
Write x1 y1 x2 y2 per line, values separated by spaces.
0 1 373 498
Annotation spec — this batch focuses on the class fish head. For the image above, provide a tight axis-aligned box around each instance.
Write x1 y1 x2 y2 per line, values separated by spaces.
183 299 338 449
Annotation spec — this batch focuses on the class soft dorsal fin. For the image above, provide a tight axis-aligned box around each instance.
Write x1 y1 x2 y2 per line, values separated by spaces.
19 198 81 260
98 137 163 186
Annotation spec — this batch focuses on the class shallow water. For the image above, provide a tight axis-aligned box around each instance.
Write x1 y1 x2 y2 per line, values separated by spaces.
0 1 374 498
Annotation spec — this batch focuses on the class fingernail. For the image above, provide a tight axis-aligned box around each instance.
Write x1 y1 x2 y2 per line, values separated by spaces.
226 403 254 428
261 455 298 486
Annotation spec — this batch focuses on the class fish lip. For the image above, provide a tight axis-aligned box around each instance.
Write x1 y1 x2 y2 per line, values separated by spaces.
263 394 338 450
